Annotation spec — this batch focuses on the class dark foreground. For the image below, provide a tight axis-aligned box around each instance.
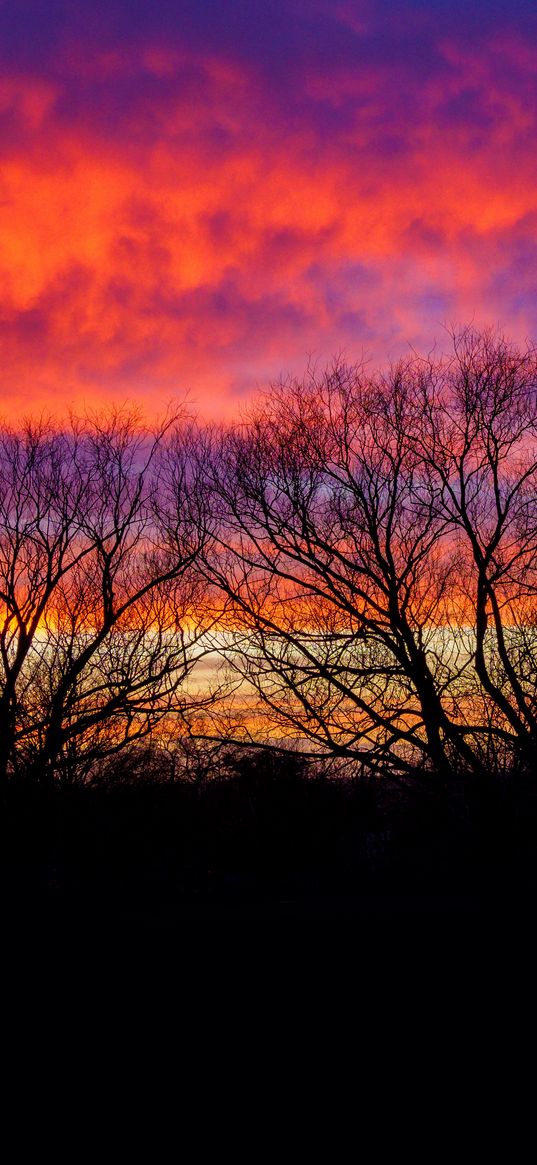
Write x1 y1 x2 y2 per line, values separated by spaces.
4 753 537 944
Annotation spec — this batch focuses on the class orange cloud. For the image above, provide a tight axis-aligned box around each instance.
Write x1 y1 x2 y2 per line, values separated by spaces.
1 18 537 420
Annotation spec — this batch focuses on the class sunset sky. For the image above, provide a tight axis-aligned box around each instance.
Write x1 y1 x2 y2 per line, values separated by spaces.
1 0 537 419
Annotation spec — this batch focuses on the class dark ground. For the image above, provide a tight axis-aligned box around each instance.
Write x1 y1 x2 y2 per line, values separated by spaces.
4 751 537 945
5 752 533 1125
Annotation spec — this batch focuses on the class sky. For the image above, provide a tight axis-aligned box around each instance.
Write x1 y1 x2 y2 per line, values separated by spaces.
1 0 537 419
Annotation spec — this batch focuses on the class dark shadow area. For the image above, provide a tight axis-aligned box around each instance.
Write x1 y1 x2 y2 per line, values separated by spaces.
4 748 537 942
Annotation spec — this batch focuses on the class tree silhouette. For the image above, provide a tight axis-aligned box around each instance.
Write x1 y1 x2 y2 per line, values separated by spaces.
201 328 537 781
2 327 536 789
0 409 218 785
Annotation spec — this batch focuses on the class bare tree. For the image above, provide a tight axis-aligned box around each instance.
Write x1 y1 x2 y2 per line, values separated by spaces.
202 329 537 781
0 409 219 785
0 417 93 784
2 327 535 789
411 326 537 773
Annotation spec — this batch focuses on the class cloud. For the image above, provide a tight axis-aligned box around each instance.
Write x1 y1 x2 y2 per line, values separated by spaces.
1 2 537 417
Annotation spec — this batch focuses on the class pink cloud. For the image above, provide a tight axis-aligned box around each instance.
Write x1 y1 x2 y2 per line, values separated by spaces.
1 17 537 419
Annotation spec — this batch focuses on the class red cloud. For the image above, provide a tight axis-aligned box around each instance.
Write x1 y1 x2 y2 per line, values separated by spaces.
1 29 537 420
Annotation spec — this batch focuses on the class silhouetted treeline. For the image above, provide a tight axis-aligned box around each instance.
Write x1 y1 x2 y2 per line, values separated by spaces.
1 325 537 788
4 746 537 926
